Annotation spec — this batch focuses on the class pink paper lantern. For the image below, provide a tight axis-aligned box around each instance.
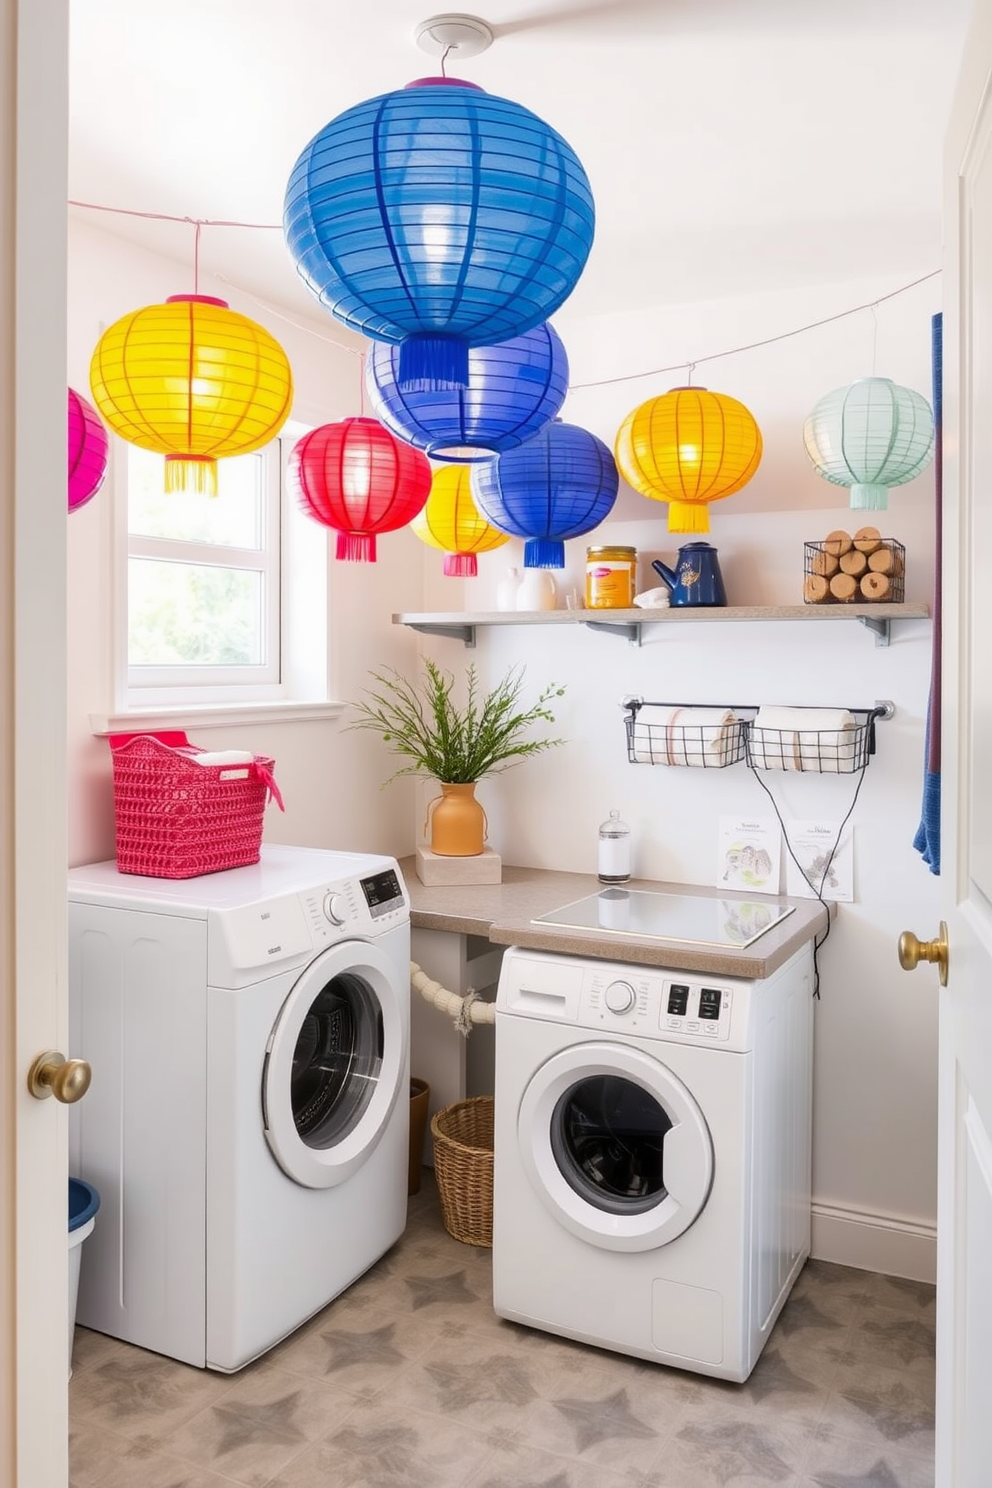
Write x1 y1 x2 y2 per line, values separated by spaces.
67 388 109 512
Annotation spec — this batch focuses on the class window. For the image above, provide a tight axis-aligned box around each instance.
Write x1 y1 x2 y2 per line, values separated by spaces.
102 427 333 727
125 444 281 699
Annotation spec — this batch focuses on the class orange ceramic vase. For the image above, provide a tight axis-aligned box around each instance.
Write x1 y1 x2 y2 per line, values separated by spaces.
427 782 487 856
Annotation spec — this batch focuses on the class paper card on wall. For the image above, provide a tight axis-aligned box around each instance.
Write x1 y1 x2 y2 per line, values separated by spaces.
784 819 854 902
716 817 782 895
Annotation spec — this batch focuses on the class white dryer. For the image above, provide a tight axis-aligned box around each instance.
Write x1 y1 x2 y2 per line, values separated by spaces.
493 943 813 1382
68 844 410 1372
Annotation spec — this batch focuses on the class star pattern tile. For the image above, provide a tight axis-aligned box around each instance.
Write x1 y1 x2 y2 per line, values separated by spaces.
810 1458 906 1488
209 1391 307 1457
318 1322 405 1375
551 1386 658 1453
404 1269 476 1310
674 1419 796 1481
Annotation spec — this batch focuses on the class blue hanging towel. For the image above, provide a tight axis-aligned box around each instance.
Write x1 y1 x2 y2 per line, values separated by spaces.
914 312 942 874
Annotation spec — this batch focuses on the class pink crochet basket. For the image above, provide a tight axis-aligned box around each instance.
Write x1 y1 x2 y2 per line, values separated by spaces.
108 731 284 879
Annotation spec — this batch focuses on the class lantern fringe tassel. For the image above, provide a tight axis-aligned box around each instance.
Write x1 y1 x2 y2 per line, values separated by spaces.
166 455 218 496
336 532 377 562
667 501 711 534
398 334 470 394
523 537 566 569
849 483 890 510
443 553 478 577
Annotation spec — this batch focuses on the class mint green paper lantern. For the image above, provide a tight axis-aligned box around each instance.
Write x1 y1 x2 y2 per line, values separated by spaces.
803 377 935 510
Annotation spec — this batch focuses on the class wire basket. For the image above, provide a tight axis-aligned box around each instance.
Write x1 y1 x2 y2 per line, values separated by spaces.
745 711 878 773
430 1096 494 1248
624 702 747 767
803 538 905 604
109 732 283 879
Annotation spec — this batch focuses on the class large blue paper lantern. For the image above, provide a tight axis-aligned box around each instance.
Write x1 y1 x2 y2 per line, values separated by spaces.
284 78 595 393
365 322 569 462
471 419 619 569
803 377 935 510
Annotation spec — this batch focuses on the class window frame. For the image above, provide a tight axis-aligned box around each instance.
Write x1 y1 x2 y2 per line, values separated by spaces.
95 423 340 732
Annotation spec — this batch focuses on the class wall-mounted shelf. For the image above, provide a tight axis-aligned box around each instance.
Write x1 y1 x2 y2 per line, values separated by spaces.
393 602 931 650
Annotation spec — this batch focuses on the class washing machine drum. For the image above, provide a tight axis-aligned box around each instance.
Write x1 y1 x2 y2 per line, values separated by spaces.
518 1041 714 1252
263 939 404 1189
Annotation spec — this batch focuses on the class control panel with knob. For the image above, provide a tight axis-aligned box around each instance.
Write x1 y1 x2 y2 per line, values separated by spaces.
604 980 636 1015
322 892 347 926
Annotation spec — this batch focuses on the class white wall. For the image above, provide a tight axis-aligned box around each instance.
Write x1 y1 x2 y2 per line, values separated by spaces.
415 271 943 1279
67 222 942 1279
66 217 426 864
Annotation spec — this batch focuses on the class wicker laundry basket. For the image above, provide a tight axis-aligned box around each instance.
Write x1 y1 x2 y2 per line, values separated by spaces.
430 1096 494 1248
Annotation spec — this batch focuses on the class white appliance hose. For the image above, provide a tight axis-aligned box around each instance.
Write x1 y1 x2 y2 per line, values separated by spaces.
410 960 496 1036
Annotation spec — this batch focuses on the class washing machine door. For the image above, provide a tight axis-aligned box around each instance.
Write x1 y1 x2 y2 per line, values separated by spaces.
262 937 405 1189
518 1041 713 1252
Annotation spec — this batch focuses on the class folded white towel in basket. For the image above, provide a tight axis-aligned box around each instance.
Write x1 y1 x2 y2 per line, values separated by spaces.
183 749 256 771
630 705 740 766
749 706 857 772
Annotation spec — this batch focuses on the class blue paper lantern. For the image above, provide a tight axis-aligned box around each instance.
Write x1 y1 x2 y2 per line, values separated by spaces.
284 78 595 393
803 377 935 510
470 419 619 569
365 322 569 462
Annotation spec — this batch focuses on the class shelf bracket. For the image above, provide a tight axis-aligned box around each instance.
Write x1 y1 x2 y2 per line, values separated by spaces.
407 621 476 649
858 615 891 647
583 619 642 647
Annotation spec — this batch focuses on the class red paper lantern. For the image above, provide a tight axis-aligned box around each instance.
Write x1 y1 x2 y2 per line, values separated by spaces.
289 417 432 561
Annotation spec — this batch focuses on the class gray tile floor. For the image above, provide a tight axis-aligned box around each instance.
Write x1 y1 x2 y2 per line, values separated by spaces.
69 1172 936 1488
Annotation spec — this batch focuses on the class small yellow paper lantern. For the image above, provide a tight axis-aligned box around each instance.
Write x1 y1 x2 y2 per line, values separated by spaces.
410 464 509 576
614 386 762 533
89 294 294 495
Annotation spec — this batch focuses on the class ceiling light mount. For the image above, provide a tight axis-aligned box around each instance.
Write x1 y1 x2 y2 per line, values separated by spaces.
414 14 494 61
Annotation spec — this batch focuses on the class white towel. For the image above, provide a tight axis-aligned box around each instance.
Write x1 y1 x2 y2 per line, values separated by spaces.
629 705 741 767
178 748 256 779
749 706 857 773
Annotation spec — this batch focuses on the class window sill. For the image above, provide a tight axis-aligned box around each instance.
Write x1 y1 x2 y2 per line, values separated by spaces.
90 700 346 736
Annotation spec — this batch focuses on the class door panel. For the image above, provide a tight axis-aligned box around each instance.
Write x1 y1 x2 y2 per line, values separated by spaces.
938 6 992 1480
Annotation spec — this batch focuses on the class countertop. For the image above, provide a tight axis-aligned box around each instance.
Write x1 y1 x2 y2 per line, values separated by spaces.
399 859 833 979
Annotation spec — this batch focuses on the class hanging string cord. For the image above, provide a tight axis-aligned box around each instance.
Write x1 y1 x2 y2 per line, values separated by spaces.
746 759 870 1000
68 198 283 230
439 42 454 77
67 198 939 385
569 269 941 391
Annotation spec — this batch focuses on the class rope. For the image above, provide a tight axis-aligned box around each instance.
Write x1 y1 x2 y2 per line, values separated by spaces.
410 960 496 1035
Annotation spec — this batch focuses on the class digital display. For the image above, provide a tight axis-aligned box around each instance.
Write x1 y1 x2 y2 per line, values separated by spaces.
361 869 403 912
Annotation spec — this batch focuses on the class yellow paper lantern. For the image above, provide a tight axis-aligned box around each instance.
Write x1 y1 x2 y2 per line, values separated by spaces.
89 294 294 495
614 386 762 533
411 465 509 576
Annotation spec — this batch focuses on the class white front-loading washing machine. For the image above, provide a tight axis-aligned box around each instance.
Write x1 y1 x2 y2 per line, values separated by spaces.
68 844 410 1372
493 942 813 1382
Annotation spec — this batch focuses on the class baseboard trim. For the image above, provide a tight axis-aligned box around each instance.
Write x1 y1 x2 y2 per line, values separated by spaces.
811 1201 937 1282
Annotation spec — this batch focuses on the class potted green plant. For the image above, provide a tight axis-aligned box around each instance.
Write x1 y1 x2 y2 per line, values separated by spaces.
349 660 566 855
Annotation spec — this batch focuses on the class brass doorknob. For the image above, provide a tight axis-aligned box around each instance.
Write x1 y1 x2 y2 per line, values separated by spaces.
27 1050 92 1104
898 921 949 987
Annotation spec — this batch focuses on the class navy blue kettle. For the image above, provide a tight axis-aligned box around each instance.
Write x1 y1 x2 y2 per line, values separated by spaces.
652 542 727 607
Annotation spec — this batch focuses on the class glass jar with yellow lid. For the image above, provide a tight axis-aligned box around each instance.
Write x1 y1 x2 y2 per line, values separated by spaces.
585 545 637 609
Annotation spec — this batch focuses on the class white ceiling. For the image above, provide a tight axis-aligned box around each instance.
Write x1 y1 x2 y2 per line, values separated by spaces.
68 0 972 338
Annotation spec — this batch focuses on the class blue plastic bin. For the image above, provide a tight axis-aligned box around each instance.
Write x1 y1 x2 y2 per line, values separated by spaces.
68 1179 100 1378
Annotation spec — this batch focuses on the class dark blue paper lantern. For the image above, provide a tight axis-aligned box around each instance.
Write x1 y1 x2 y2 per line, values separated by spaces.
365 322 569 462
470 420 619 569
284 78 595 393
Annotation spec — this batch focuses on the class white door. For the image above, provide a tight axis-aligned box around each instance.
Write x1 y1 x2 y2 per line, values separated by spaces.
0 0 71 1483
933 5 992 1482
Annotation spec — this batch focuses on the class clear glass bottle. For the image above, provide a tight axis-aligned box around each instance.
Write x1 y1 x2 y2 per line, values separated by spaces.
598 809 631 883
